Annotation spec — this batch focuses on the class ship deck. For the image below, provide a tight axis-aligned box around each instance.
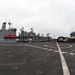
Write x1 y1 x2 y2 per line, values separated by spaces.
0 42 75 75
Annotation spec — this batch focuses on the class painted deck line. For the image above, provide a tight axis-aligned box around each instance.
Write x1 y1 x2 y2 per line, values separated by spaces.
56 42 70 75
24 44 54 51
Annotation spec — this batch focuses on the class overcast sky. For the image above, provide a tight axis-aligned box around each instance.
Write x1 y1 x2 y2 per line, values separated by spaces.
0 0 75 37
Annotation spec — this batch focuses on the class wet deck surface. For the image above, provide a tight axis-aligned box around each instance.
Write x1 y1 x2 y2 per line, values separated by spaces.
0 42 75 75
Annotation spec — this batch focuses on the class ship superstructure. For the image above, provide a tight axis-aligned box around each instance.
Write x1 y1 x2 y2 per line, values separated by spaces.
0 22 17 43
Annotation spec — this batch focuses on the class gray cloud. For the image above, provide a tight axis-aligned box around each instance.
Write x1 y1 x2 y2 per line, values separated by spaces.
0 0 75 37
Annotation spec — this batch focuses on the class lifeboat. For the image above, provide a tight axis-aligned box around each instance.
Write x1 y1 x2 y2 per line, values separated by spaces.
11 35 16 39
4 35 16 39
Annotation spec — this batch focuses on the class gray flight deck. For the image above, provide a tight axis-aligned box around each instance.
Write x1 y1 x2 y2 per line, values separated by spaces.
0 42 75 75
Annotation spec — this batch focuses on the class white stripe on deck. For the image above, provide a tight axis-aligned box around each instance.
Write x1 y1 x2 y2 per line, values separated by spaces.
56 42 70 75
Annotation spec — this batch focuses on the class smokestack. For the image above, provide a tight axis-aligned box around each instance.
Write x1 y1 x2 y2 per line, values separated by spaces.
2 22 6 30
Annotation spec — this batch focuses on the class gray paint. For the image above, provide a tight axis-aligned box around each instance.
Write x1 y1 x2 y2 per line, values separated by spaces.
0 22 17 43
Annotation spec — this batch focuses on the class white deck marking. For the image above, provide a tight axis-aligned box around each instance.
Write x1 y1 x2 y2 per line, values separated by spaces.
56 42 70 75
24 44 75 56
24 44 54 51
69 53 75 55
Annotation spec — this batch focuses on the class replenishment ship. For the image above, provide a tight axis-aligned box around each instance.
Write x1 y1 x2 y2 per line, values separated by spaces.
0 22 17 43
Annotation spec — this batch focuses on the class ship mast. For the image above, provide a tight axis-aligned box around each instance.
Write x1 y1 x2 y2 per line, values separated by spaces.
8 22 12 29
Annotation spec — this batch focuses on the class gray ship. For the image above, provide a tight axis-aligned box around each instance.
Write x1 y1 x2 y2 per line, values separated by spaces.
0 22 17 43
